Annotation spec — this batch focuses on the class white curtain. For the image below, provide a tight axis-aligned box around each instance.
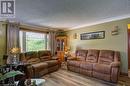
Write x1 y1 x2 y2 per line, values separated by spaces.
48 31 56 56
6 22 20 64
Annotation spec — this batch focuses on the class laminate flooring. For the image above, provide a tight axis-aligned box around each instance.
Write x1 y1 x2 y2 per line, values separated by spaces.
42 69 130 86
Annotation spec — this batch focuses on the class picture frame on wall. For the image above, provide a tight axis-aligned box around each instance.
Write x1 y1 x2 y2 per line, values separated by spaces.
80 31 105 40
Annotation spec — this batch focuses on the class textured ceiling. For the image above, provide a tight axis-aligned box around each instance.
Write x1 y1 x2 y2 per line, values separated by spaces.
2 0 130 29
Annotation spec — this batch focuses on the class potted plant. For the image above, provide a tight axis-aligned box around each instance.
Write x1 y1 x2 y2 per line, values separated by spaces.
0 70 24 86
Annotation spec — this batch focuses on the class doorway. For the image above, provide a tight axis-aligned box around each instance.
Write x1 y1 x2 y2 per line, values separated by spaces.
128 24 130 69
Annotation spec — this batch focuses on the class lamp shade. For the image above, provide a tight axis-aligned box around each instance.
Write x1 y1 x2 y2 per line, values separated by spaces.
128 24 130 29
10 47 20 54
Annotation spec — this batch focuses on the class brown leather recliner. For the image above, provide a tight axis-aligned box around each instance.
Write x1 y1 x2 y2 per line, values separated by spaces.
67 49 120 83
67 50 87 73
38 50 60 73
80 49 99 77
19 50 60 78
93 50 120 82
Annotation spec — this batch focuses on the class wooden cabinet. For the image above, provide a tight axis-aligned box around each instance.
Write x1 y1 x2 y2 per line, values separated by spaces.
56 36 67 62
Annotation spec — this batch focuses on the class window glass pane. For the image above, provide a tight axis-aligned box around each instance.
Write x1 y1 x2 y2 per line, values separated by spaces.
26 32 45 51
19 31 48 52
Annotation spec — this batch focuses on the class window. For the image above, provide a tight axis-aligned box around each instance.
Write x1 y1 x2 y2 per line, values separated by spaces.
20 31 48 52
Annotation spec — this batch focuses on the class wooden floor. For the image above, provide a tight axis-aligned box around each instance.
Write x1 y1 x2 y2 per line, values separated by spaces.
42 69 130 86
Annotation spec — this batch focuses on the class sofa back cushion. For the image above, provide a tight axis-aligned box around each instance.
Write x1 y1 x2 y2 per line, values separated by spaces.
27 58 41 64
98 50 114 65
38 50 51 61
76 50 87 61
86 49 99 63
19 53 26 62
25 51 40 64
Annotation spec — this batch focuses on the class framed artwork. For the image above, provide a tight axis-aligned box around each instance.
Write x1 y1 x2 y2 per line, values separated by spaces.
80 31 105 40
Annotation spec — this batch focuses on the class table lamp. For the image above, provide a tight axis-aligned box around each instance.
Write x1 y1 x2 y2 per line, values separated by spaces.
10 47 21 64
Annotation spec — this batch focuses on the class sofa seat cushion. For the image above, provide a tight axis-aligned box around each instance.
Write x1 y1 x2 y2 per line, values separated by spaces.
80 62 93 70
67 60 81 67
93 64 111 74
45 60 59 67
32 62 48 72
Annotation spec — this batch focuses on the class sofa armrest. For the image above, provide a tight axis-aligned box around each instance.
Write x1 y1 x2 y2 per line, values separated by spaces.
111 67 120 83
111 64 120 83
110 62 120 67
26 65 34 78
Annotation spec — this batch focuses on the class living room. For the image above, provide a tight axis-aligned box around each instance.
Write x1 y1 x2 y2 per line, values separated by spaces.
0 0 130 86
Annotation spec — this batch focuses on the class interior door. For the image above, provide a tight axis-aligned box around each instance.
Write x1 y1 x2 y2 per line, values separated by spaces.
128 24 130 69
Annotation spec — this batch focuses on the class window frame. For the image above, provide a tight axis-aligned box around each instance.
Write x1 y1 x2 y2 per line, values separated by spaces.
19 30 48 52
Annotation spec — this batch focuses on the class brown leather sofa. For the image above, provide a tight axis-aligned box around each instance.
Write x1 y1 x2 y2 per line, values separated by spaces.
67 49 120 83
19 50 60 78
